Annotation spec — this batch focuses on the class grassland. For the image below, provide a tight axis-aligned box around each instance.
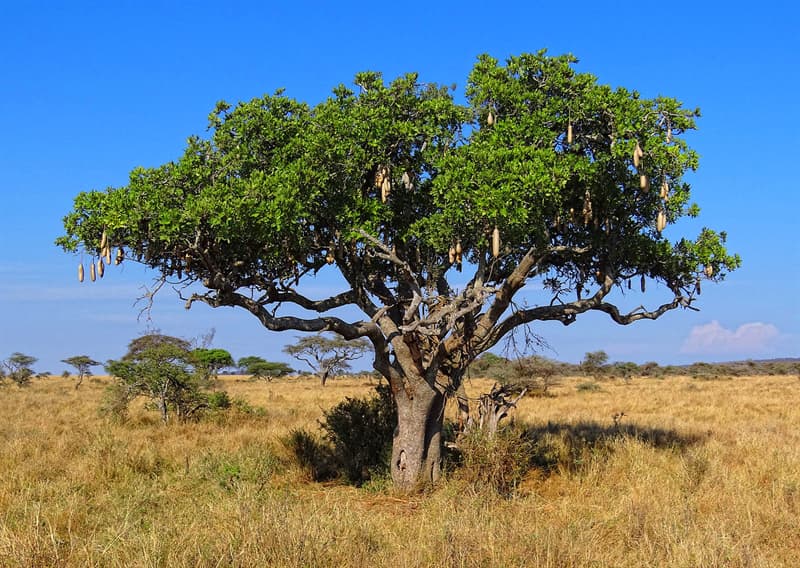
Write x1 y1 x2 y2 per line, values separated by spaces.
0 373 798 567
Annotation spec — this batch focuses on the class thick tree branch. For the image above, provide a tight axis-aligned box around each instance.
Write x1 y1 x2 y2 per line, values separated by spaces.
268 288 358 313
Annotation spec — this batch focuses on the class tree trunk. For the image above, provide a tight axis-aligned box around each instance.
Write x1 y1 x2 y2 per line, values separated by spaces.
158 398 168 424
390 380 445 492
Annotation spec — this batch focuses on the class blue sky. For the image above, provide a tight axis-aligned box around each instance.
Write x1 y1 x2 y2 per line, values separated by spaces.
1 1 798 374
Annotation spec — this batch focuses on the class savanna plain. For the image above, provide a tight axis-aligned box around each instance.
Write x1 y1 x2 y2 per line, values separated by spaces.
1 372 798 567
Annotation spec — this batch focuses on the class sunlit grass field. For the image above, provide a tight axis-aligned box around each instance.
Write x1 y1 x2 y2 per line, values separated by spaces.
1 372 798 567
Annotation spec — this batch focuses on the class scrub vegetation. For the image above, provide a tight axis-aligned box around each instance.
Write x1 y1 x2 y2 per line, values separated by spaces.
1 371 797 566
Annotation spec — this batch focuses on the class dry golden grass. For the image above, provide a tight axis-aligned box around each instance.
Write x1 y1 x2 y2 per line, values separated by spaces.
0 373 798 567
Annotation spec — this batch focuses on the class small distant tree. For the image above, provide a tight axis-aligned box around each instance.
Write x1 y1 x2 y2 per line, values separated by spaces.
469 353 511 381
3 353 37 387
192 348 234 380
610 361 639 381
237 356 293 380
640 361 661 378
284 334 371 386
509 355 560 395
61 355 101 389
581 350 609 379
105 334 211 424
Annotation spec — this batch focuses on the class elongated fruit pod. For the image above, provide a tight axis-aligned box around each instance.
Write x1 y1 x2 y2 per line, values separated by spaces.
381 177 391 202
660 180 669 199
97 260 104 278
492 226 500 258
666 129 672 143
455 240 462 255
448 246 456 264
656 210 667 233
640 274 646 293
100 230 107 251
90 262 96 282
487 111 495 126
326 252 335 265
78 263 84 283
567 123 573 144
704 265 714 277
374 165 387 189
104 246 112 265
640 174 649 192
401 171 414 190
115 248 124 265
633 142 643 168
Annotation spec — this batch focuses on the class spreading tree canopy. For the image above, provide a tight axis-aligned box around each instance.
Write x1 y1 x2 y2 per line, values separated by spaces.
284 333 371 385
58 51 739 491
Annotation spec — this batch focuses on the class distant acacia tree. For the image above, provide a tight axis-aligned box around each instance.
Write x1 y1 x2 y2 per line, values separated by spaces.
105 334 210 424
284 334 371 386
237 356 293 381
2 353 37 387
581 350 609 379
62 355 100 389
192 348 234 380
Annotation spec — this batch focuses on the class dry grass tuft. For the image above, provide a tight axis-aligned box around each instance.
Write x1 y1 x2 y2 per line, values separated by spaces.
0 373 798 566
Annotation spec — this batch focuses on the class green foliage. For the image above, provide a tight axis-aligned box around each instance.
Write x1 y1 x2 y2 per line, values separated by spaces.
237 356 293 380
58 51 739 328
499 355 562 396
57 51 742 489
469 353 512 381
206 390 232 410
320 384 397 485
284 334 371 385
2 352 37 387
609 361 639 380
192 348 234 379
105 334 226 423
580 350 609 379
284 385 397 486
61 355 100 389
640 361 663 378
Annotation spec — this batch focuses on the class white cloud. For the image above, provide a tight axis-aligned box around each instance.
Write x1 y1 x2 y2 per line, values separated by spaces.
680 320 781 356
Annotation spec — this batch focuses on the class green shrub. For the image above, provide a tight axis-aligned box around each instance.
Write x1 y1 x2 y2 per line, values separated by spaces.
206 390 232 410
284 385 397 486
320 384 396 486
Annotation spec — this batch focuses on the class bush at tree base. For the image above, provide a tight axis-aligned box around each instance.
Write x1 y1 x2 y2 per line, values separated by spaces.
285 384 396 486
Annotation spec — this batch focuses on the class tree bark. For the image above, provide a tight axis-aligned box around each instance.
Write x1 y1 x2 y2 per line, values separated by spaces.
390 380 445 492
158 397 168 424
